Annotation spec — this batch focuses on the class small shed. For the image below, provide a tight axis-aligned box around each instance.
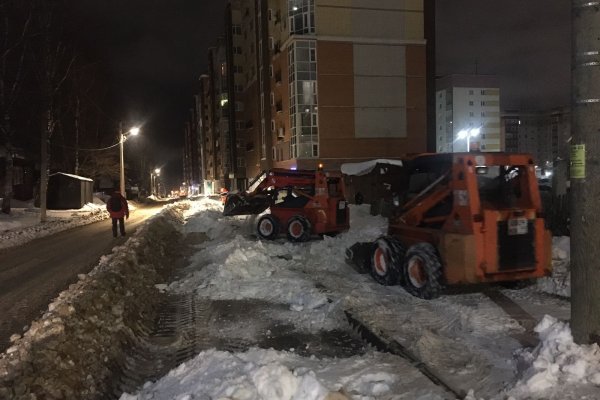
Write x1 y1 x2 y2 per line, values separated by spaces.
47 172 94 210
341 159 407 217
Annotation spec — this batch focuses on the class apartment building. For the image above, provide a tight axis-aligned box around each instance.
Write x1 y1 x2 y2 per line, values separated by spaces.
435 75 501 153
198 40 229 193
271 0 427 171
501 108 570 165
196 0 427 191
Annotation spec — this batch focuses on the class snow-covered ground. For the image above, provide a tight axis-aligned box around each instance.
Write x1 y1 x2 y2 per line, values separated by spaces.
0 196 117 251
116 199 597 400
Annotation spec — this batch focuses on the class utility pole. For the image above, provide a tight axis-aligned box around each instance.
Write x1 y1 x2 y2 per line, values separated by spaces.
570 0 600 344
119 121 125 195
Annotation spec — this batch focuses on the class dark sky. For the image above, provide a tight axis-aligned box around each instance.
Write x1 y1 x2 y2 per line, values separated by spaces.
73 1 228 185
436 0 570 110
72 1 569 183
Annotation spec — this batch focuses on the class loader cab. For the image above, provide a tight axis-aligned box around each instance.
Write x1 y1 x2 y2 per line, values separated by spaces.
476 165 532 209
273 186 312 208
400 156 454 226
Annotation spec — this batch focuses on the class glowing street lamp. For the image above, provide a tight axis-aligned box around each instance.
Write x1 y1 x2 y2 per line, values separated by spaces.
119 124 140 196
456 127 480 152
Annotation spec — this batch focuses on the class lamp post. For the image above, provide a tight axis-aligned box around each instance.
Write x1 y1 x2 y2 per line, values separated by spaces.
119 124 140 196
456 127 480 152
150 168 160 196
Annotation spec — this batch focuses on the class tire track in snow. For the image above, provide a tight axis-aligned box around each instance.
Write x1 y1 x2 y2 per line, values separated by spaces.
345 310 465 399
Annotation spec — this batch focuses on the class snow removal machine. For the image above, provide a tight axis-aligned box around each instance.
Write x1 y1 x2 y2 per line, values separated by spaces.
223 168 349 241
346 152 552 299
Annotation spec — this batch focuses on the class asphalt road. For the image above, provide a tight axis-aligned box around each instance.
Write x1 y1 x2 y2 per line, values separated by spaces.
0 204 163 352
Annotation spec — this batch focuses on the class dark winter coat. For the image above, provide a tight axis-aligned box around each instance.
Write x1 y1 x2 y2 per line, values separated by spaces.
106 192 129 219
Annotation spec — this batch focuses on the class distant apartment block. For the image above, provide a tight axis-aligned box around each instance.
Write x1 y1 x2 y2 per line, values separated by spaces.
194 0 428 192
435 75 501 153
501 108 570 165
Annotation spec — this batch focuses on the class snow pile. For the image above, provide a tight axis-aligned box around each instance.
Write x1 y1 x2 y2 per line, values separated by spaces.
506 315 600 399
340 159 403 176
536 236 571 297
0 199 111 250
0 203 187 399
120 347 449 400
169 202 387 333
120 349 332 400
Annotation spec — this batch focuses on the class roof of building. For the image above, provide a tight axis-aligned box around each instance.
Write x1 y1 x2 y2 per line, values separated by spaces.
340 159 404 176
49 172 93 182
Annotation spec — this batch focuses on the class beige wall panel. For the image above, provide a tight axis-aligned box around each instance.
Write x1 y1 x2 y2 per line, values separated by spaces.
353 42 408 139
316 7 352 37
353 44 405 76
354 77 406 107
317 0 422 10
316 6 423 40
355 108 406 138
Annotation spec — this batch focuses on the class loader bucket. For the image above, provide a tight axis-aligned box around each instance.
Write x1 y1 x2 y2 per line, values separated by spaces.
345 242 373 274
223 193 271 216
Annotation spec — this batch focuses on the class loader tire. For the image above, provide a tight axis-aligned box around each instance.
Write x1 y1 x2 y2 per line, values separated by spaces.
257 214 279 240
369 236 405 286
286 215 311 242
403 243 443 299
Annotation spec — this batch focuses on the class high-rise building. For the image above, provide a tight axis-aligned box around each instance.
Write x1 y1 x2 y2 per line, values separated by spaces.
268 0 427 171
435 75 501 153
500 108 571 165
198 0 428 191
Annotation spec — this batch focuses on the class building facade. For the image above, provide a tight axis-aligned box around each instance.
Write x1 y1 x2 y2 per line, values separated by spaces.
435 75 501 153
500 108 571 166
196 0 428 191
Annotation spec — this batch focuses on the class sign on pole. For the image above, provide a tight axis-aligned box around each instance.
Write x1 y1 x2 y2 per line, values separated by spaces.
570 144 585 179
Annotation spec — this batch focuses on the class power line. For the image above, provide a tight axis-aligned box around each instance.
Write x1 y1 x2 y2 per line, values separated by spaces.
51 141 120 151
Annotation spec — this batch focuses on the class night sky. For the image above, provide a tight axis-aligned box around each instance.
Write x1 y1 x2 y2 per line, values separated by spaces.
72 1 228 185
73 1 569 183
436 0 570 110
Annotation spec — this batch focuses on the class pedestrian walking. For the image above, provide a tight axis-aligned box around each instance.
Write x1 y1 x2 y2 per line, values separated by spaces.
106 190 129 238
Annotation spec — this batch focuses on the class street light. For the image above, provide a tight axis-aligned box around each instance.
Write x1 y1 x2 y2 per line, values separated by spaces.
150 168 161 196
456 127 480 152
119 124 140 196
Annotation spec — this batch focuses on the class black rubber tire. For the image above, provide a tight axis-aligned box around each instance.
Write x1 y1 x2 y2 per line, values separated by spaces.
402 242 444 299
286 215 311 242
257 214 279 240
369 236 405 286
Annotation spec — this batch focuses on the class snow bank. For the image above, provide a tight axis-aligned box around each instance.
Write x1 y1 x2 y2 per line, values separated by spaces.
0 199 110 250
0 203 190 399
119 347 450 400
505 315 600 399
169 202 387 334
536 236 570 297
120 348 332 400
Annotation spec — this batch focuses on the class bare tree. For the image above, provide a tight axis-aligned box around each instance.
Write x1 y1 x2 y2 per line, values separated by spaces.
571 1 600 344
0 0 32 214
31 0 75 222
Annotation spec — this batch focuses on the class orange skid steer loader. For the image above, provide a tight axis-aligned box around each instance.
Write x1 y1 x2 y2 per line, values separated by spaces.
346 152 552 299
223 168 349 242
